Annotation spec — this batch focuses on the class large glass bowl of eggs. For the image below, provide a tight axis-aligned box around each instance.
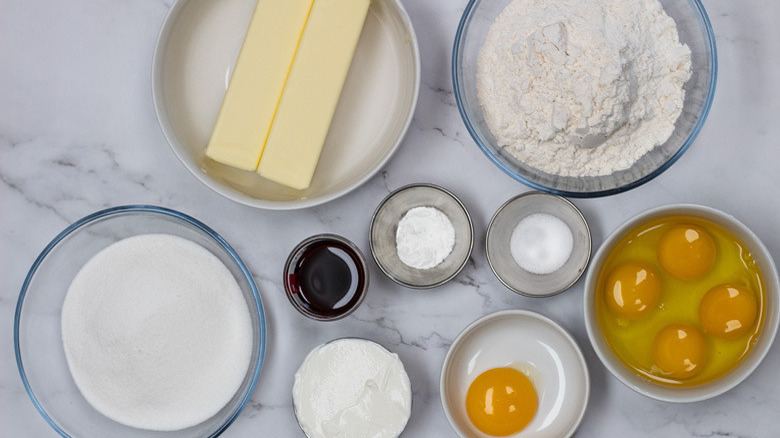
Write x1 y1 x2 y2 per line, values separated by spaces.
453 0 717 196
583 204 779 402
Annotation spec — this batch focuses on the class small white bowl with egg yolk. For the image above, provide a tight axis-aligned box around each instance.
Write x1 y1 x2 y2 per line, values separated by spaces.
583 204 780 402
440 310 590 438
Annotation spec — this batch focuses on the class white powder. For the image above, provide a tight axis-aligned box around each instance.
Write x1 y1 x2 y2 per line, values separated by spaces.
293 339 412 438
61 234 253 431
511 213 573 275
395 206 455 269
477 0 692 176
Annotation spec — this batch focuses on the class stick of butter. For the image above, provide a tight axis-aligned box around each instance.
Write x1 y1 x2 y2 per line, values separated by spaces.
205 0 314 171
257 0 370 190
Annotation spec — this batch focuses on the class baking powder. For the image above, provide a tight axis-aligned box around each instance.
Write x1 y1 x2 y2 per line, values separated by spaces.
395 206 455 270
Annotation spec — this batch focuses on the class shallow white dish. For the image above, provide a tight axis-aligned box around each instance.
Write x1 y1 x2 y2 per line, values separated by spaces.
152 0 420 209
441 310 589 438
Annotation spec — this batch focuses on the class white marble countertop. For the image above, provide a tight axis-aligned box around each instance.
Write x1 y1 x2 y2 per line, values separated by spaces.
2 0 779 436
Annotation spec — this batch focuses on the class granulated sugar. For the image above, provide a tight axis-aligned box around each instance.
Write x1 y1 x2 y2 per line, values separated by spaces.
61 234 253 431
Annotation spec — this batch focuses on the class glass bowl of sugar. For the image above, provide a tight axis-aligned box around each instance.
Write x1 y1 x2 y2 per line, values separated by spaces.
453 0 717 197
14 205 266 437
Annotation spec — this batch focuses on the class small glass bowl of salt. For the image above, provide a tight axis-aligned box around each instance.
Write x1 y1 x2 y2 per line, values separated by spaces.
486 192 591 297
370 183 474 289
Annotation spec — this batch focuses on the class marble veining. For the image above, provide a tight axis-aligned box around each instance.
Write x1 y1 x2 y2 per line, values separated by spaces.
2 0 780 436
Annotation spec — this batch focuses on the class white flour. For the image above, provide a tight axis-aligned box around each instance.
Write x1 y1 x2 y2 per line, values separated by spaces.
395 206 455 269
61 234 253 431
477 0 692 177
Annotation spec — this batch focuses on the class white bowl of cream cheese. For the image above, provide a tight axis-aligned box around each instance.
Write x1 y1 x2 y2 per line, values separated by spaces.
292 338 412 438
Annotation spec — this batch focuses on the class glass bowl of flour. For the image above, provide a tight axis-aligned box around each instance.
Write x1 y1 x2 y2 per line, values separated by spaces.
14 205 266 437
453 0 717 197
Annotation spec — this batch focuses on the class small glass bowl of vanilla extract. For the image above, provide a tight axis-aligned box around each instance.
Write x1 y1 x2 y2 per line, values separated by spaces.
284 234 369 321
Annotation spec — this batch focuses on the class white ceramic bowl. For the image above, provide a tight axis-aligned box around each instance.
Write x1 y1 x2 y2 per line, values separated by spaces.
441 310 589 438
152 0 420 209
583 204 780 402
292 338 412 438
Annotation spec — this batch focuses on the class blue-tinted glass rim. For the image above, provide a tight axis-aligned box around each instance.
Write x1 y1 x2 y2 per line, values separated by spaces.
14 205 266 437
452 0 718 198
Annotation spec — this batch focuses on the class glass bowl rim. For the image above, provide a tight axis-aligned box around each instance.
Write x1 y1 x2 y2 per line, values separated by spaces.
14 204 267 437
451 0 718 198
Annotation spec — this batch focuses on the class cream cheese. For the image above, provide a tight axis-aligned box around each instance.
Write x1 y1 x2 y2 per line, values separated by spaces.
293 339 412 438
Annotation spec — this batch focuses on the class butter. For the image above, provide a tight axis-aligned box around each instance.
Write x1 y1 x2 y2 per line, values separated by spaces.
257 0 370 190
205 0 314 171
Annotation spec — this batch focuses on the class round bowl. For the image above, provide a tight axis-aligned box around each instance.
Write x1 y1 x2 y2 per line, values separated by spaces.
486 192 591 297
14 205 266 437
369 183 474 289
292 338 412 438
152 0 420 209
583 204 780 402
453 0 717 197
441 310 589 438
283 233 369 321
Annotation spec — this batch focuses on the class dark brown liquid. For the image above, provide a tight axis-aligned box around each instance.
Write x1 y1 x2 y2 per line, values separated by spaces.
288 240 365 318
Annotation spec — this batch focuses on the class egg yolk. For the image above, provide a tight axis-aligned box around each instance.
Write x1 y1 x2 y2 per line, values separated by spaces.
466 367 537 436
605 262 661 319
652 324 707 379
699 283 758 339
657 225 715 280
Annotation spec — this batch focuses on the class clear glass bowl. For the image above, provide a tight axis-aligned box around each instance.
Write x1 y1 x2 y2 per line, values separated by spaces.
453 0 717 197
283 233 369 321
14 205 266 437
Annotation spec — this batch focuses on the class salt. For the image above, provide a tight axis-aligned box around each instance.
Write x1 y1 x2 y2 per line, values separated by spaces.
510 213 573 275
61 234 253 431
395 206 455 270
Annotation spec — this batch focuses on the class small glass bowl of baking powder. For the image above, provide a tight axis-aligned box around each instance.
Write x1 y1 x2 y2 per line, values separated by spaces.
370 183 474 289
486 192 591 297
